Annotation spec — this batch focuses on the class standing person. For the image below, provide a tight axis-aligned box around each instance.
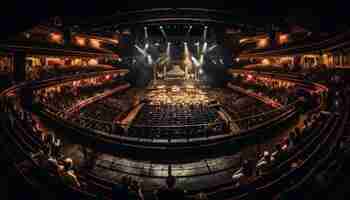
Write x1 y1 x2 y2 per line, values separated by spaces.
155 176 185 200
128 180 144 200
112 176 130 200
52 137 61 159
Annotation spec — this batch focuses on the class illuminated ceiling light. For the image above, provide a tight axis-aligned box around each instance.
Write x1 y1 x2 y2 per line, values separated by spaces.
147 55 153 65
135 44 147 56
202 42 208 53
236 58 240 62
207 44 217 52
191 56 200 67
199 68 204 74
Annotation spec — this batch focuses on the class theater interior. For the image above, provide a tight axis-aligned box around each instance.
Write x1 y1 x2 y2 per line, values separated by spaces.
2 5 350 200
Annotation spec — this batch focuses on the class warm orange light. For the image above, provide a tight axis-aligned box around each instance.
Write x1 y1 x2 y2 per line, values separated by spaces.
90 39 100 48
109 39 119 44
50 33 62 43
258 38 268 48
279 34 289 44
262 58 270 65
75 37 86 46
239 38 249 43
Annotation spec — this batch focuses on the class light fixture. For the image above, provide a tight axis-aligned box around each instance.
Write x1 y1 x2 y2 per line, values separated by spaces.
90 39 100 48
258 38 268 48
50 32 62 43
75 36 86 46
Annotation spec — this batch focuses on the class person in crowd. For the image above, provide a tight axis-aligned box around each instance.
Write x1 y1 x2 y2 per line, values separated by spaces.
294 127 302 143
233 159 254 186
290 159 304 169
52 137 62 159
112 175 130 200
271 143 288 162
287 132 296 150
128 179 144 200
155 175 185 200
60 158 81 188
256 151 272 175
195 192 208 200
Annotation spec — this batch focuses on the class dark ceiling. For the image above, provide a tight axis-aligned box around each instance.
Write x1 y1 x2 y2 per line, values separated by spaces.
0 1 349 39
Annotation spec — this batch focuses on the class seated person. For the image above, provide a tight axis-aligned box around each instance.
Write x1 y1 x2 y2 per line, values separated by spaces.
155 176 185 200
232 159 251 181
271 144 288 162
256 151 272 175
194 192 208 200
60 158 81 188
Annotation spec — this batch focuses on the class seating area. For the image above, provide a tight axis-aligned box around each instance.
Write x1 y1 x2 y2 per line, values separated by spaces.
26 64 115 81
128 105 223 139
0 71 344 200
34 74 127 113
4 7 350 200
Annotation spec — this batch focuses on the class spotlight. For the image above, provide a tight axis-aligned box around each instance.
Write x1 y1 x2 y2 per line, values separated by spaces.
204 26 208 29
199 68 203 74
